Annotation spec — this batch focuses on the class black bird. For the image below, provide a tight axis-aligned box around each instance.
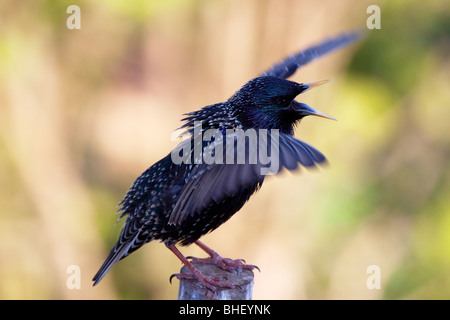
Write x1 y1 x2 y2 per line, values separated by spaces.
93 31 362 290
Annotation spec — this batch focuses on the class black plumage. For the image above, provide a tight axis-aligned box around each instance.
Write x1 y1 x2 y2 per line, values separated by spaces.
93 31 362 288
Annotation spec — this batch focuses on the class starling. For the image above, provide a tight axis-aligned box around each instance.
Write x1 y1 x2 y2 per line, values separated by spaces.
93 31 362 290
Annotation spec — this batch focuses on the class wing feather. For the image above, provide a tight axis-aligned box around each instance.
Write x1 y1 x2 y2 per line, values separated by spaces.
168 132 327 226
260 31 363 79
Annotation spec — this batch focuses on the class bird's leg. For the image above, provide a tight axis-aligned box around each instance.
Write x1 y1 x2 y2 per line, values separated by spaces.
167 244 234 292
188 240 260 273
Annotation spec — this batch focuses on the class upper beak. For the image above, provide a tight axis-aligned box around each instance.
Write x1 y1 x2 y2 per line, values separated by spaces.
291 101 337 121
300 79 333 93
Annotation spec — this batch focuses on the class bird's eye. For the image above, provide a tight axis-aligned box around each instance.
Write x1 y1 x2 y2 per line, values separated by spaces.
280 98 290 106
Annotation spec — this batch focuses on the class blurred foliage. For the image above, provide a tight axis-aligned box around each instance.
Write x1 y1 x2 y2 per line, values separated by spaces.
0 0 449 299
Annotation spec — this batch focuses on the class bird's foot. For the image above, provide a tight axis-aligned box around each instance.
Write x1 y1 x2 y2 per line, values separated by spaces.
191 240 260 274
167 244 236 292
170 270 234 292
187 254 260 274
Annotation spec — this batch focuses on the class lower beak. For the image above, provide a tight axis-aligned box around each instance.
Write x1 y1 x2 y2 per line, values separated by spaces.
291 101 337 121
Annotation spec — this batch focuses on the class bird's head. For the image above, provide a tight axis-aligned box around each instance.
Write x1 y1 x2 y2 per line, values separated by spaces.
230 76 336 134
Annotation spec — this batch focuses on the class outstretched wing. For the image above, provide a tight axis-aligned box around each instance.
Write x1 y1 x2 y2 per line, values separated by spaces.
168 131 326 226
260 30 363 79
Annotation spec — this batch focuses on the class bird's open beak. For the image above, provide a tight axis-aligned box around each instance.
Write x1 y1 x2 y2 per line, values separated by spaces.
291 101 337 121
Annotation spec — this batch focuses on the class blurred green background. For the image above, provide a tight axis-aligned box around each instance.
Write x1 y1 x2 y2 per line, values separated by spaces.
0 0 449 299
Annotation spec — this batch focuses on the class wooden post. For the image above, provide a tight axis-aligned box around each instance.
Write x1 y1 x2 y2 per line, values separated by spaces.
177 261 254 300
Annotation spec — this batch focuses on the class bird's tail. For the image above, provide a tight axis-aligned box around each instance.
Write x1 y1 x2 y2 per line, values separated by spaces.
92 232 140 286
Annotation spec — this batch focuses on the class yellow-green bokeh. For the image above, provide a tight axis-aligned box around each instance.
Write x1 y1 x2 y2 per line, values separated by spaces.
0 0 448 299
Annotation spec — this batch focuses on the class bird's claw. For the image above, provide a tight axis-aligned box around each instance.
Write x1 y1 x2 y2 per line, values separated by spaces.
188 255 260 274
170 272 233 292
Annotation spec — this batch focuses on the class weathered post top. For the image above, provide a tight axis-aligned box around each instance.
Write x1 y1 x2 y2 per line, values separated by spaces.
177 261 255 300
